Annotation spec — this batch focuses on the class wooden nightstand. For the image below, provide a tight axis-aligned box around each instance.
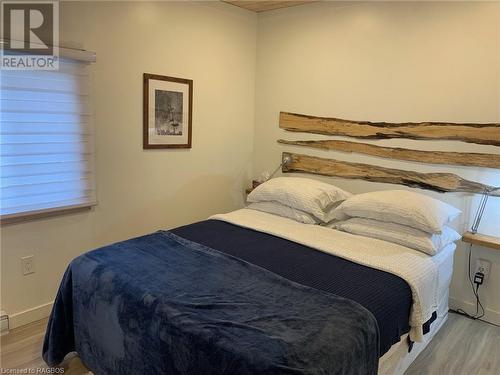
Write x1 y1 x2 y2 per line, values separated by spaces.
246 180 263 195
462 232 500 251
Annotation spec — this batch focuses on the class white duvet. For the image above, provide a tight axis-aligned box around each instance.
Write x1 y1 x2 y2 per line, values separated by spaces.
211 208 451 342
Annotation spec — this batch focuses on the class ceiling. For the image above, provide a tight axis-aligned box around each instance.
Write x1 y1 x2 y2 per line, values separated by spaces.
221 1 318 13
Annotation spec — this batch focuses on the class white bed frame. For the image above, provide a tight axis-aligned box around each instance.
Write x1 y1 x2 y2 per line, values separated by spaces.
379 291 450 374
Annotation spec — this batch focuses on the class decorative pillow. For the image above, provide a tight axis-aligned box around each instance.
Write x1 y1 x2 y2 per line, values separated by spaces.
335 218 461 255
247 202 318 224
247 177 352 223
336 190 461 233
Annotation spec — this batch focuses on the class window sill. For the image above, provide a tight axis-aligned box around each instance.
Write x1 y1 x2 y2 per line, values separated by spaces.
0 202 97 226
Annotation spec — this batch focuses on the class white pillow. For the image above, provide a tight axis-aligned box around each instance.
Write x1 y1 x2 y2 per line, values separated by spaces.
334 218 461 255
247 202 318 224
247 177 352 223
337 190 461 233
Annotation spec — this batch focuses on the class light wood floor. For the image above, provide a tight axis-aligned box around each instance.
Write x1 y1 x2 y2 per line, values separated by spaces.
0 312 498 374
0 318 90 374
406 313 500 375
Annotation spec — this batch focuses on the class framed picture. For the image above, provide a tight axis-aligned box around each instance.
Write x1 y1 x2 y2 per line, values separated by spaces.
143 73 193 149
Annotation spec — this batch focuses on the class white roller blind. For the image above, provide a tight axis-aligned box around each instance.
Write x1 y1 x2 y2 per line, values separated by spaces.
0 59 96 219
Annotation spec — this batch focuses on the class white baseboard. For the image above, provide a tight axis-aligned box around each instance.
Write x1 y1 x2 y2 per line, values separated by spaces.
8 301 54 329
449 297 500 326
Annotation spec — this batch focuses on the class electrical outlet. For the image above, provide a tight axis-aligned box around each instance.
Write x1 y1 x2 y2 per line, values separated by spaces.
1 311 9 336
475 259 491 279
21 255 35 275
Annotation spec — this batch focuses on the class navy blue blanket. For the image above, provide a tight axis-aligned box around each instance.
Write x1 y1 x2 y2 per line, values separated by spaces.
44 231 379 374
172 220 415 355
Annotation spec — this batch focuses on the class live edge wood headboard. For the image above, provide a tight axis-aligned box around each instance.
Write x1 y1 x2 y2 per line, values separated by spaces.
278 112 500 196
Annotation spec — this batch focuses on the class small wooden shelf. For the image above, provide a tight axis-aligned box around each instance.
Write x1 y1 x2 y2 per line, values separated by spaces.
246 180 263 195
462 231 500 251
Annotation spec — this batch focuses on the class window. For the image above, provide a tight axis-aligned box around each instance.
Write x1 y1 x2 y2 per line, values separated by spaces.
1 57 96 221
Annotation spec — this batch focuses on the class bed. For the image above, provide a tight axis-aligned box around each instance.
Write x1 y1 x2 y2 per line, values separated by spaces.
176 212 455 375
43 207 454 375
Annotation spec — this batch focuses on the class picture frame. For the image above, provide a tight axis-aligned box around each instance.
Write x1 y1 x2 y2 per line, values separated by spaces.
143 73 193 149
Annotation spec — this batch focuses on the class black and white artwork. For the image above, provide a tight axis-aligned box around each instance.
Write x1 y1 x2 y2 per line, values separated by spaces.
155 90 183 136
144 74 193 149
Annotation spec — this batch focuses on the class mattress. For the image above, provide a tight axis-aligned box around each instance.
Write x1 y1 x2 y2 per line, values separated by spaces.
211 209 447 342
431 244 455 306
378 238 454 374
172 218 454 357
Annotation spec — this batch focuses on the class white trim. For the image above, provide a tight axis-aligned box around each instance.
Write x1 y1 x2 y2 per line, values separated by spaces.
0 39 96 62
449 297 500 326
9 301 53 329
1 201 97 224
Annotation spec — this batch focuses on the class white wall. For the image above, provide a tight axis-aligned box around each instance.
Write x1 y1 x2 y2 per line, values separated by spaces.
254 2 500 323
0 1 257 326
2 0 500 328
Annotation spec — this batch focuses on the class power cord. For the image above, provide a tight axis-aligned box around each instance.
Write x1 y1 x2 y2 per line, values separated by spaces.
450 309 500 328
454 188 500 328
452 244 486 320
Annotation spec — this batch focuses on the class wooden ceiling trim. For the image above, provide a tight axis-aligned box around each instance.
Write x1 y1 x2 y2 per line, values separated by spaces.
222 1 318 13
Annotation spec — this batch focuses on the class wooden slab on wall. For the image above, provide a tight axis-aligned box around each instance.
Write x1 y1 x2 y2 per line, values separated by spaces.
277 139 500 169
282 152 500 196
280 112 500 146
